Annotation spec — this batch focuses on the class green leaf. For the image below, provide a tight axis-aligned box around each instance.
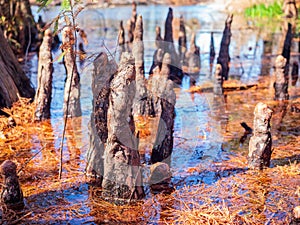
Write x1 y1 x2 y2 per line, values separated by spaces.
61 0 71 10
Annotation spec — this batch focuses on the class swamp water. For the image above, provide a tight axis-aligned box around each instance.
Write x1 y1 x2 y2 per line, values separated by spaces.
0 2 299 224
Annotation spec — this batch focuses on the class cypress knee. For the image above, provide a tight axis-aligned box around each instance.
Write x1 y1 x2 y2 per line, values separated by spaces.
132 15 149 116
274 55 289 100
62 26 82 118
35 29 53 121
213 64 223 95
186 33 200 75
150 53 176 164
0 160 24 209
86 52 117 180
217 14 233 80
102 53 144 200
248 102 273 170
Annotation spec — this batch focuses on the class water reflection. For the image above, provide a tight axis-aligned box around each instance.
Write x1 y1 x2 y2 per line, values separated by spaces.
18 3 300 224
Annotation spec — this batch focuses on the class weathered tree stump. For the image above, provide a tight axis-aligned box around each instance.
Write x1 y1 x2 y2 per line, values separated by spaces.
282 22 292 78
62 26 82 118
102 53 144 200
248 102 273 170
178 15 187 65
283 0 298 18
213 64 223 95
274 55 289 100
217 14 233 81
132 15 149 116
34 29 53 121
86 52 117 181
186 33 200 75
291 61 299 86
149 53 176 164
0 160 23 209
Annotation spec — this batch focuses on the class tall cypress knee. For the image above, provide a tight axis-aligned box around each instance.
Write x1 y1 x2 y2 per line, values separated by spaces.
35 29 53 121
248 102 273 170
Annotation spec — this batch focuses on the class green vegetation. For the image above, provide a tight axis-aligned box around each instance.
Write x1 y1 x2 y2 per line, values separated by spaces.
244 0 283 19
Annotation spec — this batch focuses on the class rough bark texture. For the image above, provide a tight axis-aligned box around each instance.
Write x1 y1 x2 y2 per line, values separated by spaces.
0 27 35 108
282 22 292 78
163 7 183 83
132 15 149 116
86 52 117 180
274 55 289 100
186 33 200 74
0 160 23 209
283 0 298 18
217 14 233 81
62 26 82 118
248 102 273 170
102 53 144 200
178 15 187 65
34 29 53 121
148 53 176 164
213 64 223 95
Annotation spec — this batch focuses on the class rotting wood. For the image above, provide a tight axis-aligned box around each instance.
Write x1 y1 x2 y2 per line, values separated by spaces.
34 29 53 121
274 55 289 100
102 53 144 200
86 52 117 181
248 102 273 170
0 160 24 209
217 14 233 81
62 26 82 118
